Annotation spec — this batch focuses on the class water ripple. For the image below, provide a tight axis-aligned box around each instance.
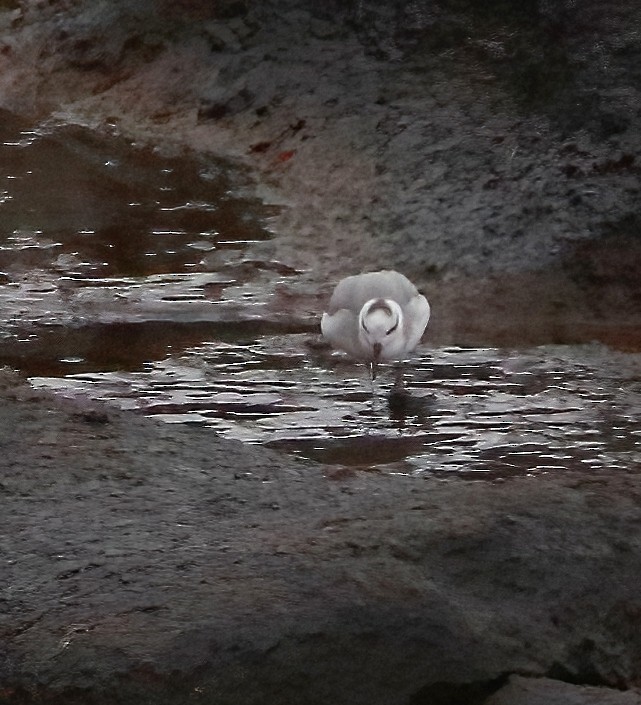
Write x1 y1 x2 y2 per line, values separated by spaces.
30 340 641 478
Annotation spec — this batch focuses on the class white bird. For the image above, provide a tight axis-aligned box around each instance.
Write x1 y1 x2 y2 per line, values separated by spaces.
321 270 430 379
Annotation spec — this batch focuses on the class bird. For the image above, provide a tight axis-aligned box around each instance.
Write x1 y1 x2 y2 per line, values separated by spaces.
320 270 430 380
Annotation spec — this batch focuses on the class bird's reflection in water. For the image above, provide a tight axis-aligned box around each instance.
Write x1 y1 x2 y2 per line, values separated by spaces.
387 387 436 427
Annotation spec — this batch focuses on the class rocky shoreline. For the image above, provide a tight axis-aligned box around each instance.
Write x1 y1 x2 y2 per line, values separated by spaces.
3 371 641 705
1 1 641 703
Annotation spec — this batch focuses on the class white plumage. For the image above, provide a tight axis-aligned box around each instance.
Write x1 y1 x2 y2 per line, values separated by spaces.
321 270 430 378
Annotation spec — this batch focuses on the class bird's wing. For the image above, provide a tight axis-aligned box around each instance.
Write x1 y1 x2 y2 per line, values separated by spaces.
402 294 431 352
326 271 419 314
321 310 365 360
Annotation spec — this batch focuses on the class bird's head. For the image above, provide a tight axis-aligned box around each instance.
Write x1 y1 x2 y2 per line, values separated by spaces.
358 298 404 378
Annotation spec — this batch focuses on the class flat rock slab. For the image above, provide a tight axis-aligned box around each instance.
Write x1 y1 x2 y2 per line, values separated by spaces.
487 676 641 705
3 376 641 704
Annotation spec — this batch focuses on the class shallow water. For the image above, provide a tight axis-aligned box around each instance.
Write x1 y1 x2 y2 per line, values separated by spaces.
2 112 641 478
29 340 641 478
0 125 268 278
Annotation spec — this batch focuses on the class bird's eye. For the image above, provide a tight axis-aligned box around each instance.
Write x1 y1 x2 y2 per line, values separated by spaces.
386 321 398 335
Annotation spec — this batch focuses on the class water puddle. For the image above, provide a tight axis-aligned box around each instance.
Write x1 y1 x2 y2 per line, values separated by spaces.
0 109 287 337
1 110 641 479
28 340 641 478
0 129 267 277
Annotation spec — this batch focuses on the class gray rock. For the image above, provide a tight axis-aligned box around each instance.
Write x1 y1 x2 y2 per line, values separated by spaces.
3 377 641 703
486 676 641 705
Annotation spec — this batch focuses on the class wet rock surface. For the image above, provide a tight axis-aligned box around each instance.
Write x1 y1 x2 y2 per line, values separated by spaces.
1 0 640 346
3 370 641 704
1 1 641 703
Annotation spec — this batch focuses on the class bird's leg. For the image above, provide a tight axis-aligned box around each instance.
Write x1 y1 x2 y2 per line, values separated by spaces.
368 362 377 392
367 362 383 406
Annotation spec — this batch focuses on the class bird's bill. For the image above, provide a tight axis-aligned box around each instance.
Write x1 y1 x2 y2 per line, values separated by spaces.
370 342 382 380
